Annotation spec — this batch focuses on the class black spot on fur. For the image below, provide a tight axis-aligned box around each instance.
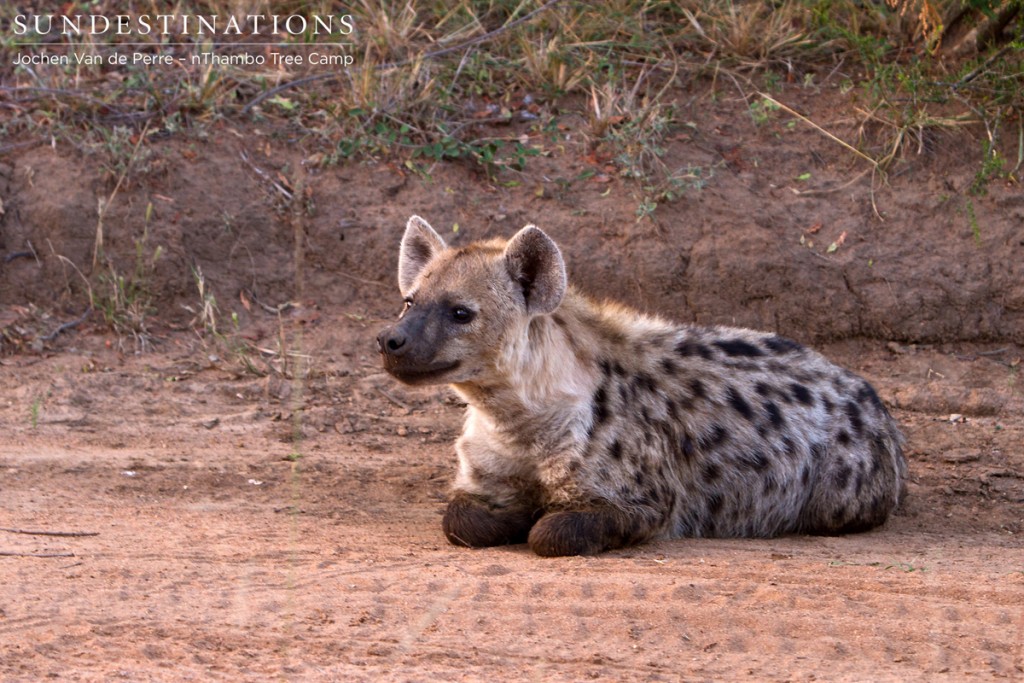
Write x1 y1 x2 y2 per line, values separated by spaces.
634 471 645 486
755 382 772 397
599 359 613 377
810 443 826 460
690 379 707 399
870 435 886 475
837 429 851 446
857 382 886 412
660 357 678 375
726 386 754 421
676 339 713 359
707 492 724 515
845 400 864 436
678 436 696 462
800 464 811 487
764 336 804 354
634 373 658 394
702 461 722 483
697 424 729 450
592 385 609 426
834 464 852 489
822 396 835 414
613 362 626 376
738 450 771 472
790 382 814 406
713 339 765 357
610 439 623 461
764 401 785 430
665 397 679 421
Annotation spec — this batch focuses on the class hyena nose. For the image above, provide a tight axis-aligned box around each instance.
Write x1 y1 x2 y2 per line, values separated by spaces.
376 328 407 356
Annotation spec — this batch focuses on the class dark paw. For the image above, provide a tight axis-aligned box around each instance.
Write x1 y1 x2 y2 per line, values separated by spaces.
442 493 536 548
528 509 638 557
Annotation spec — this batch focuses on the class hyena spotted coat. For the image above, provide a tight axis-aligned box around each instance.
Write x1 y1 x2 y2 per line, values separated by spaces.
377 216 907 556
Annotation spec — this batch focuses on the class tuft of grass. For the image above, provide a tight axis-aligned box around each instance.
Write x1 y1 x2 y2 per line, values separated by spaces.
91 202 163 353
185 265 268 376
30 396 42 429
964 198 983 245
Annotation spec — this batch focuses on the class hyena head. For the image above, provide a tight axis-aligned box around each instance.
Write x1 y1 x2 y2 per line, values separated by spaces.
376 216 567 385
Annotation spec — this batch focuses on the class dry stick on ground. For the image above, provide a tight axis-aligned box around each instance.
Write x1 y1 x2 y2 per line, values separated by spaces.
239 151 293 201
41 308 92 342
1 527 100 537
0 551 77 558
0 139 46 156
242 0 568 114
0 85 122 113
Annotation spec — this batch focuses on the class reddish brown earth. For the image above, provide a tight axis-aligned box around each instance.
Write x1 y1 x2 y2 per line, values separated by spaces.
1 84 1022 680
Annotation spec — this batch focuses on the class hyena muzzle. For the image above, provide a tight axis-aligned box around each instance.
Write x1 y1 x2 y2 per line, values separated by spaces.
377 216 908 556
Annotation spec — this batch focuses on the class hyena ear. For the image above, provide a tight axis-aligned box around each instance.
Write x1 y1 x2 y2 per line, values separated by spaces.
504 225 567 315
398 215 447 296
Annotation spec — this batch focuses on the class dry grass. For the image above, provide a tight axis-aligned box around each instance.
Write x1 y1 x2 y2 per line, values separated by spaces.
1 1 1019 193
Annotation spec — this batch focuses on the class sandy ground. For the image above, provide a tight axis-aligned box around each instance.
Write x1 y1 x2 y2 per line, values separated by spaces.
1 320 1021 681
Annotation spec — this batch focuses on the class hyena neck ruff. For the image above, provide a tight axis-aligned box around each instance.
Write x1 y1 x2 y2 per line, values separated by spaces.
452 292 611 448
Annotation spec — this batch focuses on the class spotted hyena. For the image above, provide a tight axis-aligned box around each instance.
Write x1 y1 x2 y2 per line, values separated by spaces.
376 216 907 556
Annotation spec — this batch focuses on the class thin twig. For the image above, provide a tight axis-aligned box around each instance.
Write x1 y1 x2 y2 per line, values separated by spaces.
336 270 387 288
789 168 872 196
243 0 568 113
948 44 1014 88
40 308 91 342
0 551 76 558
0 85 119 111
239 152 294 201
758 92 880 171
0 139 46 156
1 527 99 537
3 250 35 264
376 387 411 412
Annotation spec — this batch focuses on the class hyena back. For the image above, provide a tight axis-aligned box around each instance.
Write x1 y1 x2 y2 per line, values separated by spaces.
377 216 907 556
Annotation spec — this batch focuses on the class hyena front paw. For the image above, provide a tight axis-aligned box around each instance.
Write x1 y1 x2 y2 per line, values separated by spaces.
528 509 640 557
442 493 536 548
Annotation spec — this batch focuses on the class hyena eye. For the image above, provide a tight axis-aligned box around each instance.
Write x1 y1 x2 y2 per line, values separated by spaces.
451 306 475 324
400 299 413 317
